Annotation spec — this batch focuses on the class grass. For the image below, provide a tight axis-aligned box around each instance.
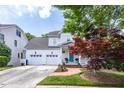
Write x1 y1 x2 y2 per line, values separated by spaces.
0 66 15 71
38 70 124 87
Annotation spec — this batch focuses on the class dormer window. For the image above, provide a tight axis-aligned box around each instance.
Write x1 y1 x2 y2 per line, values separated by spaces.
53 38 56 44
67 38 70 42
16 30 21 37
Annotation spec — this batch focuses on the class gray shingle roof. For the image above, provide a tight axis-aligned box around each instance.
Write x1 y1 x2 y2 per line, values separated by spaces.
25 37 60 50
0 24 24 33
47 31 60 37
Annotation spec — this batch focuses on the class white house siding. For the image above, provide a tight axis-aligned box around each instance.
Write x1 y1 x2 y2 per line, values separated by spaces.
62 52 79 65
60 33 73 43
26 49 62 65
79 56 89 66
48 33 73 47
0 25 28 66
25 31 89 66
48 38 60 46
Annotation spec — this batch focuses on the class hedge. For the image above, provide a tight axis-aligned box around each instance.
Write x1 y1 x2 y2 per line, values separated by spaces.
0 56 9 67
0 43 11 58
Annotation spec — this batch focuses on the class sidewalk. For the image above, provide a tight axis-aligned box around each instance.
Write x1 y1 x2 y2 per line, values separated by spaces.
36 85 98 88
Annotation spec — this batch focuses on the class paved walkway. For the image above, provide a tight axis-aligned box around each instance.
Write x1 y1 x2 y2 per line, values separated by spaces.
50 68 81 76
36 85 98 88
0 66 57 88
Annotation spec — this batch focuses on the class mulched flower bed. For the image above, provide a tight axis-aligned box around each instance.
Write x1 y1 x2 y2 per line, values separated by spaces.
80 71 121 84
55 65 68 72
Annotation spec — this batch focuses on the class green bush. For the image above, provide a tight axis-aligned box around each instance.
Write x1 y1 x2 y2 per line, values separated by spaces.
0 43 11 58
0 43 11 67
120 63 124 72
0 56 9 67
106 64 113 70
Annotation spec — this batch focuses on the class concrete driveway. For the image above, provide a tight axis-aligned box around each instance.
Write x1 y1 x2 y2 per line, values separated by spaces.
0 66 57 88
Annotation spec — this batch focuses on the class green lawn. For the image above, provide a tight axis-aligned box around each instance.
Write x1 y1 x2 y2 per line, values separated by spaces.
0 66 15 71
38 70 124 87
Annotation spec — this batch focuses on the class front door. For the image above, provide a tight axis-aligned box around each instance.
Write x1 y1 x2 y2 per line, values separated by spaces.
69 53 74 62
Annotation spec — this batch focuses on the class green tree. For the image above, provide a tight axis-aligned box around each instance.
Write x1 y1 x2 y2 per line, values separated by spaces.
25 32 36 41
41 33 48 38
56 5 124 71
0 43 11 66
0 43 11 58
55 5 124 37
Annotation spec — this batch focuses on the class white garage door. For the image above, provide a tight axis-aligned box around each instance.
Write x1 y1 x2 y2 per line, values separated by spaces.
28 54 60 65
28 54 45 65
46 54 60 65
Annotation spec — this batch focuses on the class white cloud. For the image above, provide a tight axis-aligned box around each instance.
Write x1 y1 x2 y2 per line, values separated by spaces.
15 5 52 19
38 5 52 19
27 5 35 12
17 11 22 16
0 5 53 24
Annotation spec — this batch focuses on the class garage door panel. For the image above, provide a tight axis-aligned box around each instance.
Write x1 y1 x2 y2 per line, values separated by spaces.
28 55 44 65
46 55 60 65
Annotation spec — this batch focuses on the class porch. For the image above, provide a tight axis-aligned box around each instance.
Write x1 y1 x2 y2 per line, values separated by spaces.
61 42 88 66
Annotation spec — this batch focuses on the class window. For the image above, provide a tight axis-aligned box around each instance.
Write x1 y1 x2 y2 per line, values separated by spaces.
21 53 23 59
23 50 26 59
18 31 21 37
46 55 58 57
67 38 70 42
14 40 17 47
16 30 21 37
0 33 4 43
62 51 65 53
31 55 42 57
18 53 20 59
53 38 56 44
30 55 33 57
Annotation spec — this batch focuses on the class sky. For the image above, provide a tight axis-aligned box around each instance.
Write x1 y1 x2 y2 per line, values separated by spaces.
0 5 64 36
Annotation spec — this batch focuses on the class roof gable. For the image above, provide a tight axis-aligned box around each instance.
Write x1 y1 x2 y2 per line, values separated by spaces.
25 37 60 50
47 31 61 37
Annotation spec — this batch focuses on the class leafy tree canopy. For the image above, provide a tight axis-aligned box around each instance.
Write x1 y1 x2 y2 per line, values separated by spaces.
41 33 48 38
55 5 124 37
55 5 124 71
25 32 36 41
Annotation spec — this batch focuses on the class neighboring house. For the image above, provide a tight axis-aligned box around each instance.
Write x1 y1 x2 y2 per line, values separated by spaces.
25 31 88 66
0 33 4 43
0 24 28 66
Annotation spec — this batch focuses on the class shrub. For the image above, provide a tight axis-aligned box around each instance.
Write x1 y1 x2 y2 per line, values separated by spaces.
120 63 124 72
0 43 11 66
106 63 113 70
0 43 11 58
0 56 9 67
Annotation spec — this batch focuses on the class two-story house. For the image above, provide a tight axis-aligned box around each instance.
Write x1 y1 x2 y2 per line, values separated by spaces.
25 31 88 66
0 24 28 66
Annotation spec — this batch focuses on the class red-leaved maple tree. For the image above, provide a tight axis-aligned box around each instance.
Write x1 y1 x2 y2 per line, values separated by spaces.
69 28 124 71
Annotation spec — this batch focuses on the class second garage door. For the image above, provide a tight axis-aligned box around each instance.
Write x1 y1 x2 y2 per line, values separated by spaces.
46 54 60 65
